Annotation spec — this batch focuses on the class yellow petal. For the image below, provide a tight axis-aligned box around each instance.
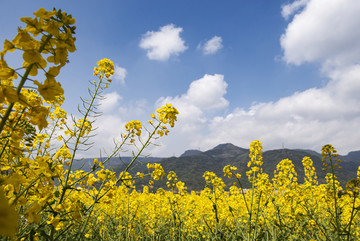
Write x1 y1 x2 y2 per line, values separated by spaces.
0 55 16 79
34 79 64 101
2 86 18 103
0 189 18 237
33 8 56 20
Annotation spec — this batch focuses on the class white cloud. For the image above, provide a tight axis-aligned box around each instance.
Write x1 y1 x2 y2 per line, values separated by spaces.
198 36 223 55
186 74 228 110
114 65 127 84
86 98 150 157
201 65 360 154
156 74 228 120
98 92 122 113
92 114 124 153
281 0 310 20
117 99 148 120
153 74 229 155
151 64 359 157
281 0 360 69
139 24 187 61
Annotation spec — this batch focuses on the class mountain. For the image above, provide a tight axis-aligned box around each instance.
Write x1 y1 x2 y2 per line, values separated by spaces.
204 143 248 158
180 149 202 157
155 147 330 190
295 149 322 159
70 156 160 172
75 144 360 191
156 143 250 190
343 151 360 162
298 149 360 163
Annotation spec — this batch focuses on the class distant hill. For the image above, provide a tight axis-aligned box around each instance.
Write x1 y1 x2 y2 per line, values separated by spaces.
180 149 202 157
71 156 161 172
343 151 360 162
75 144 360 191
295 149 322 159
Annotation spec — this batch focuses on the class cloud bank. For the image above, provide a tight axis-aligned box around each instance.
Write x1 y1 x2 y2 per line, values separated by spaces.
153 68 360 156
281 0 360 69
203 64 360 154
152 0 360 156
88 0 360 157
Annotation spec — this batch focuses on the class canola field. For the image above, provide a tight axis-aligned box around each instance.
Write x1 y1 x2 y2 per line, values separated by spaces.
1 7 360 241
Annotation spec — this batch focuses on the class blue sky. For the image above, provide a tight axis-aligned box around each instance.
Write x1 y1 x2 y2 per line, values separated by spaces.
2 0 360 157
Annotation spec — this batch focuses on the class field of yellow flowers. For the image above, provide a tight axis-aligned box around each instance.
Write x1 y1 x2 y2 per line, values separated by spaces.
1 7 360 241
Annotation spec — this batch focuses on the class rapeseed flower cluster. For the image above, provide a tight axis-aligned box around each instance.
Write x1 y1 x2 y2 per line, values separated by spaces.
246 140 264 185
302 156 318 186
156 103 179 127
147 163 165 181
167 171 178 191
223 165 239 179
125 120 142 143
93 58 115 81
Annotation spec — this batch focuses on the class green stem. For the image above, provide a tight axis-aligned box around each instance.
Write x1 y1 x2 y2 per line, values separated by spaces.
59 77 103 204
329 153 341 240
248 171 256 241
77 180 106 239
213 186 219 239
116 122 162 185
10 174 42 206
0 108 26 158
251 191 263 240
346 193 358 240
234 174 250 214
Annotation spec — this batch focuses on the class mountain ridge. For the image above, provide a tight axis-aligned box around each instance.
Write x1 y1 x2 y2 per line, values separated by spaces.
108 143 360 191
74 143 360 191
